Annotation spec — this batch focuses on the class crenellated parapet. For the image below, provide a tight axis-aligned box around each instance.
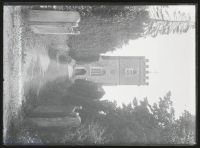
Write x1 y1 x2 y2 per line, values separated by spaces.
145 58 149 85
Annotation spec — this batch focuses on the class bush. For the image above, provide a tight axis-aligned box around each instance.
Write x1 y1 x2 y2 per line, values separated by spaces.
61 122 110 145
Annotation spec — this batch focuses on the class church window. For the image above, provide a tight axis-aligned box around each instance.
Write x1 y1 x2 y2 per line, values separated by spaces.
90 67 106 76
125 68 137 76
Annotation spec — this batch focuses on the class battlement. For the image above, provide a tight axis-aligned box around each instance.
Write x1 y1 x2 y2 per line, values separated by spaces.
144 58 149 85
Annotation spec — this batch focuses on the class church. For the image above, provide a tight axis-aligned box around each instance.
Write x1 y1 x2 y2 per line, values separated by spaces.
72 55 149 86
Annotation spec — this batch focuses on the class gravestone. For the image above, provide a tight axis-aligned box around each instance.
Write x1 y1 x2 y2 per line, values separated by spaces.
25 104 81 128
27 10 80 34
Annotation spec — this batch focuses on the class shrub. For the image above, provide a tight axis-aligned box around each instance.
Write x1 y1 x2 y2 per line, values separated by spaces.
61 122 110 145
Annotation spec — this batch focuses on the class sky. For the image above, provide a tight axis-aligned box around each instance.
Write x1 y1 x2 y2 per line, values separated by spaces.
101 5 196 119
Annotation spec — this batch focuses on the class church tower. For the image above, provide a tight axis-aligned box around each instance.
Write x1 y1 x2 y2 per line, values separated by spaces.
73 56 149 86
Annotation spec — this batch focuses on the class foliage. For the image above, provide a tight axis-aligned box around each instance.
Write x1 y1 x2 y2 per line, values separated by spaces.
68 8 148 63
143 6 194 37
56 81 195 145
15 128 42 145
5 105 42 145
148 91 176 144
174 110 196 144
61 122 110 145
72 91 195 145
27 5 194 63
11 84 195 145
98 99 161 144
29 5 148 63
61 79 106 123
62 79 105 104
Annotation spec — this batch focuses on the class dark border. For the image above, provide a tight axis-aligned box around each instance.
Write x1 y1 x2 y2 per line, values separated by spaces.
1 0 199 6
1 0 199 147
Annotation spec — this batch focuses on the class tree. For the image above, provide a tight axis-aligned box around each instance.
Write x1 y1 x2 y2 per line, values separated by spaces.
61 122 111 145
148 91 177 144
65 79 105 102
96 98 161 144
61 79 106 123
150 92 175 127
174 110 196 144
28 5 147 63
143 6 194 37
23 84 196 145
67 6 149 63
